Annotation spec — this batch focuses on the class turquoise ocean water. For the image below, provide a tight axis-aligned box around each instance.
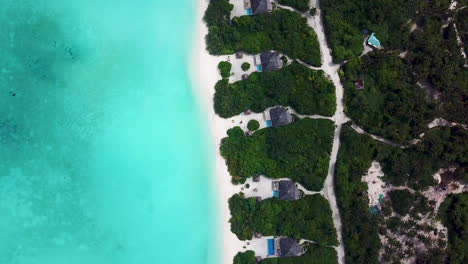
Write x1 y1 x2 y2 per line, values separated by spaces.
0 0 218 263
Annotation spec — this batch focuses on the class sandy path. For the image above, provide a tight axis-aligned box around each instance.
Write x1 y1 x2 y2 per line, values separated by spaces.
307 1 347 263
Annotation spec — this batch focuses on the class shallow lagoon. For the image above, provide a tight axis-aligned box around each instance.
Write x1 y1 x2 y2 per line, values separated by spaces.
0 1 217 263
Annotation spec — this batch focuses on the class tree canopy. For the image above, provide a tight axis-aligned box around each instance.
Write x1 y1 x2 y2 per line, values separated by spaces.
229 194 338 244
342 52 435 144
335 124 468 263
220 118 334 190
438 193 468 264
321 0 422 62
214 62 336 118
204 1 321 66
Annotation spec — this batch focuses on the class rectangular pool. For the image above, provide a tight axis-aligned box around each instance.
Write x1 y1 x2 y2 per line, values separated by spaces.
267 239 275 256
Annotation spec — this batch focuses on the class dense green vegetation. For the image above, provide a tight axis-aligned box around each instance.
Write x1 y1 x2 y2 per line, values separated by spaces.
229 194 338 244
204 1 321 66
233 250 256 264
234 244 338 264
334 125 381 264
220 118 334 190
335 124 467 263
241 62 250 71
342 52 434 144
406 14 468 124
377 126 468 189
330 1 467 125
388 190 414 216
439 193 468 264
214 63 335 118
218 61 232 78
278 0 310 12
247 120 259 131
321 0 420 62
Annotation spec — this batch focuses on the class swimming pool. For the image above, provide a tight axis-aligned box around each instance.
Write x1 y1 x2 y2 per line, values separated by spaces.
257 64 263 72
246 8 252 15
266 120 272 127
268 239 275 256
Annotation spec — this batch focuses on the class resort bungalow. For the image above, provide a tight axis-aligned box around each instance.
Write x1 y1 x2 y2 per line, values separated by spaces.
250 0 273 15
255 51 283 72
273 180 303 200
277 238 305 257
366 33 381 49
269 107 293 127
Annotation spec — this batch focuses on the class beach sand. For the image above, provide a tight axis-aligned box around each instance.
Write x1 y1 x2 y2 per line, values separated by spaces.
190 0 246 263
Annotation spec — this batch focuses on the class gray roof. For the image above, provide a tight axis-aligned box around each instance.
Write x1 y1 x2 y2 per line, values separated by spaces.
278 181 301 200
260 51 283 71
279 238 304 257
269 107 293 127
250 0 273 15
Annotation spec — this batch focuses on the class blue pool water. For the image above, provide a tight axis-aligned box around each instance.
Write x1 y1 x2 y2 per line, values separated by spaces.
246 8 252 15
266 120 272 127
0 1 218 263
268 239 275 256
257 64 263 72
273 190 279 197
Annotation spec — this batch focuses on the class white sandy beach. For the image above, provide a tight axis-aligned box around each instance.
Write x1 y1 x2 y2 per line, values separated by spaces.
190 0 246 263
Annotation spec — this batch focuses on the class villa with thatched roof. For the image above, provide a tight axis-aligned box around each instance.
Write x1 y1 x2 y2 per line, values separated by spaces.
273 180 303 200
250 0 273 15
269 107 293 127
260 51 283 71
278 238 305 257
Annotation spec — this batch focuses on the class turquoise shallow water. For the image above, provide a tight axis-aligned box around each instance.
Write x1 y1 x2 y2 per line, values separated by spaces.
0 1 218 263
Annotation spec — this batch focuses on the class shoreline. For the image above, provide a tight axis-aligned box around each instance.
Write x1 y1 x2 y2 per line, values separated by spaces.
190 0 244 263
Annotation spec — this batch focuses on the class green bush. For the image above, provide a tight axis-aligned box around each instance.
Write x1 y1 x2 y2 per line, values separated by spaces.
241 62 250 71
227 126 245 138
233 250 256 264
221 118 334 190
389 190 414 216
229 194 338 244
218 61 232 78
247 120 260 131
214 62 336 118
